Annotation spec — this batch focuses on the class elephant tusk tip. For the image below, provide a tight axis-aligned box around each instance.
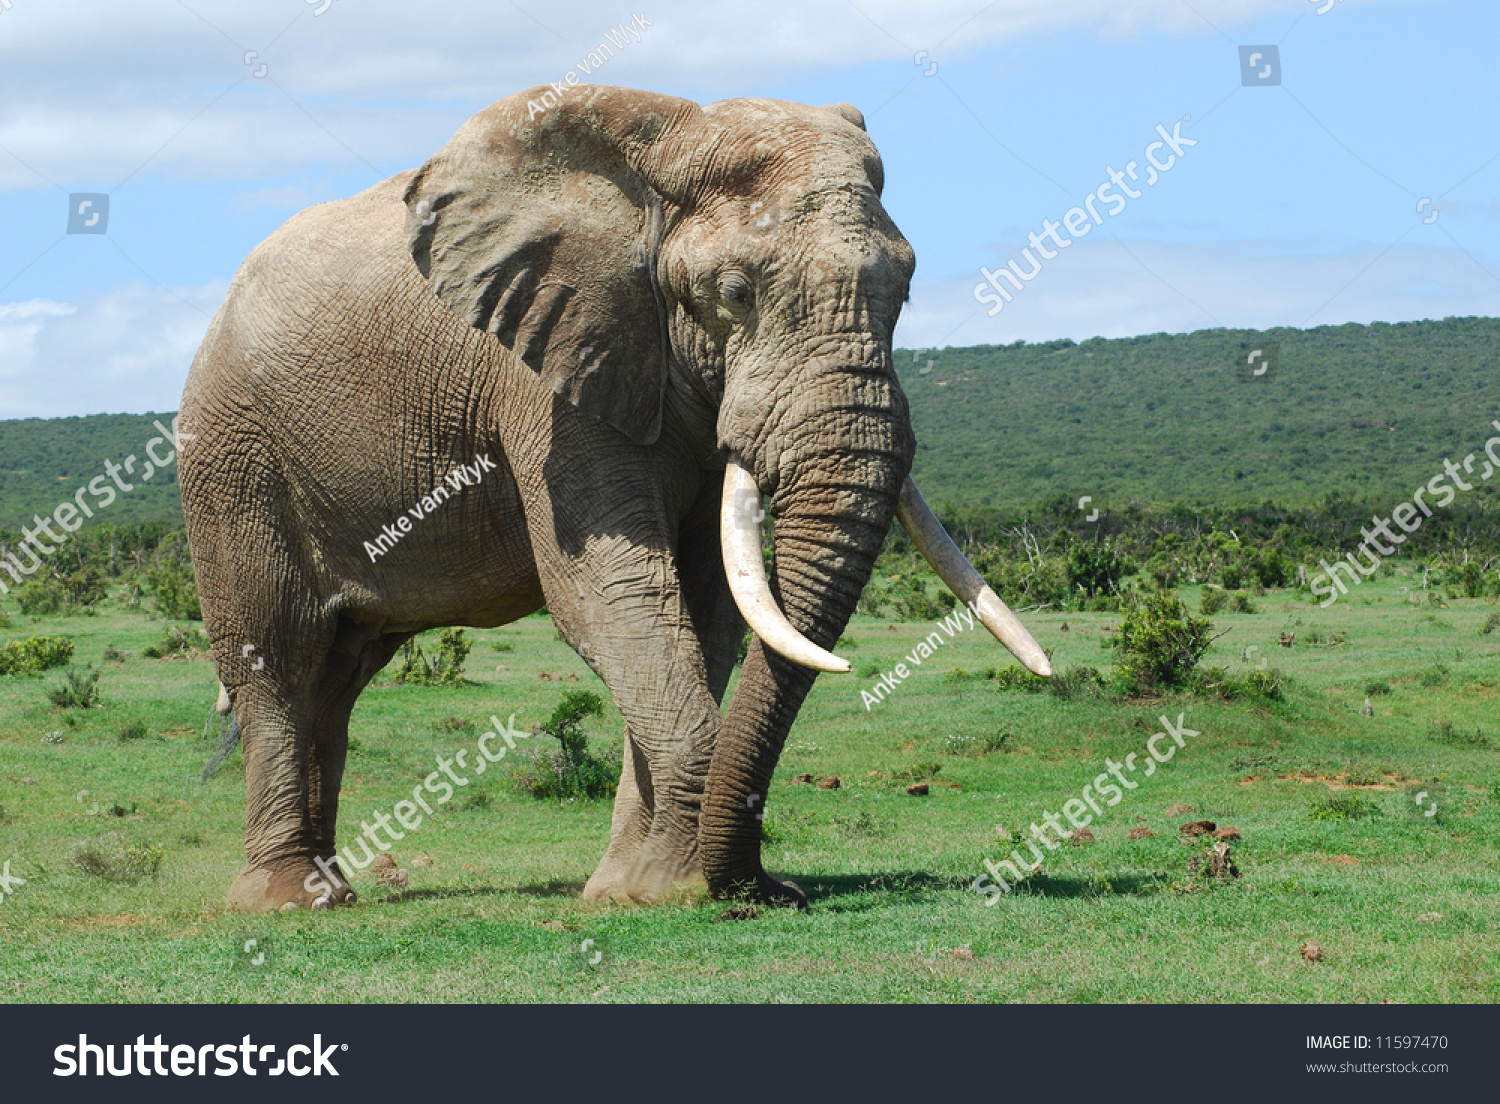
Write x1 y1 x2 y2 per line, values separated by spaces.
1028 655 1053 679
824 655 852 674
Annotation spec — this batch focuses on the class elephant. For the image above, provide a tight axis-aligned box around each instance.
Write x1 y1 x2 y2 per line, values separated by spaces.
178 84 1050 913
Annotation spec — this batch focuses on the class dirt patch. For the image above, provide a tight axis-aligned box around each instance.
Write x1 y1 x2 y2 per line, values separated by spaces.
1325 855 1361 867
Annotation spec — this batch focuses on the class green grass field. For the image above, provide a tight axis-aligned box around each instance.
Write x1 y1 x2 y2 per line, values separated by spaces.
1 575 1496 1003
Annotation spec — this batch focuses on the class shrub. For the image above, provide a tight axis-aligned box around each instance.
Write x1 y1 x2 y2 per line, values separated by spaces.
1049 663 1108 700
856 659 882 679
0 607 9 629
1364 680 1392 696
146 559 202 620
513 690 619 801
987 664 1049 693
390 628 471 686
943 667 974 684
1199 587 1228 616
116 721 149 742
1067 539 1131 599
1114 591 1213 692
1228 591 1257 614
0 635 74 676
1481 612 1500 636
49 666 102 709
71 833 164 882
1418 664 1449 687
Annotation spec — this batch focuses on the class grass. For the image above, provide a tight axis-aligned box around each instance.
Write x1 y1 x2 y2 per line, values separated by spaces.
0 574 1496 1003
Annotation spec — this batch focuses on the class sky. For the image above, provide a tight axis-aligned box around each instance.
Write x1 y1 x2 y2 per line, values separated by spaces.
0 0 1495 418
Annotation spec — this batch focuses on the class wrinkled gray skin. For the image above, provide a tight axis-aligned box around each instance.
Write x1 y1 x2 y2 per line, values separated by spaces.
180 86 915 912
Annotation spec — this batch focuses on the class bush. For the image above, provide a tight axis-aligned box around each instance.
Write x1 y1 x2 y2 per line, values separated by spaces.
390 628 471 686
1199 587 1228 615
0 635 74 676
49 665 102 709
71 833 164 882
513 690 619 801
1481 612 1500 636
145 551 202 620
1048 663 1109 700
12 572 106 616
1364 680 1392 696
1114 591 1213 692
1067 539 1131 599
117 721 149 742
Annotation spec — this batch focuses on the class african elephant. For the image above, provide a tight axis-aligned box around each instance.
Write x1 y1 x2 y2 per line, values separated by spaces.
179 84 1049 913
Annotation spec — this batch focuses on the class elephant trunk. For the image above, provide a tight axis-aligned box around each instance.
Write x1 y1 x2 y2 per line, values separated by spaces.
701 368 912 899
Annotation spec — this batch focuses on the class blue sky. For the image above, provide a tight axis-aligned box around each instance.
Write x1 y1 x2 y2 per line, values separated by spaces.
1 0 1494 417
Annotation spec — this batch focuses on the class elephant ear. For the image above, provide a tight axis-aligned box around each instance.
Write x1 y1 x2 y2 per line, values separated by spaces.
404 86 696 445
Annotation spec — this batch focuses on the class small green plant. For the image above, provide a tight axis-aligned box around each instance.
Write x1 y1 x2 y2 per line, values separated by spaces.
1309 792 1381 822
141 625 205 659
103 645 127 662
433 715 474 733
1430 720 1489 748
832 809 888 840
1481 611 1500 636
856 659 882 679
987 664 1050 693
1049 663 1108 700
49 666 101 709
1228 591 1257 614
0 635 74 676
390 628 472 686
1114 591 1213 693
892 761 942 782
943 667 974 684
1364 680 1392 696
71 833 164 882
513 690 619 801
116 721 149 742
1418 664 1450 687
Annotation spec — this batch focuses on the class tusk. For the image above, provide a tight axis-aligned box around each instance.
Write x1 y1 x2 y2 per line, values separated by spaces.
896 477 1052 677
721 460 851 674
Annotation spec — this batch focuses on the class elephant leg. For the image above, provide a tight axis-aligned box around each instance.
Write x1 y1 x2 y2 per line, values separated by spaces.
227 669 340 913
531 544 718 902
304 621 410 905
583 511 742 901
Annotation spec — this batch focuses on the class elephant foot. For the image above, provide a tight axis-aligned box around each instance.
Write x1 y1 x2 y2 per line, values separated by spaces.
714 869 808 910
228 857 357 913
583 844 705 905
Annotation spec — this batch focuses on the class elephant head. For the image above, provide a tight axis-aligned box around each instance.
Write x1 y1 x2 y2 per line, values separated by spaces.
403 85 1048 902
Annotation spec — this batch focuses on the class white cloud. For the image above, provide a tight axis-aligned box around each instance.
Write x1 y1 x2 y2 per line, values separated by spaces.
0 281 225 418
894 236 1500 347
0 0 1399 189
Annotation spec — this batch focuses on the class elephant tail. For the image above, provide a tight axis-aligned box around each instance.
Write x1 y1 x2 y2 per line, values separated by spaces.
200 698 241 785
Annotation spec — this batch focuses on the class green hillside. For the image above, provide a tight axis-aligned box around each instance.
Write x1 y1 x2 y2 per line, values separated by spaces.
0 412 183 532
1 316 1495 537
900 315 1499 511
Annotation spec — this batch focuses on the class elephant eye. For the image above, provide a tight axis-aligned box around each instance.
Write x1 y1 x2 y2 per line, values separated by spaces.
719 273 751 307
